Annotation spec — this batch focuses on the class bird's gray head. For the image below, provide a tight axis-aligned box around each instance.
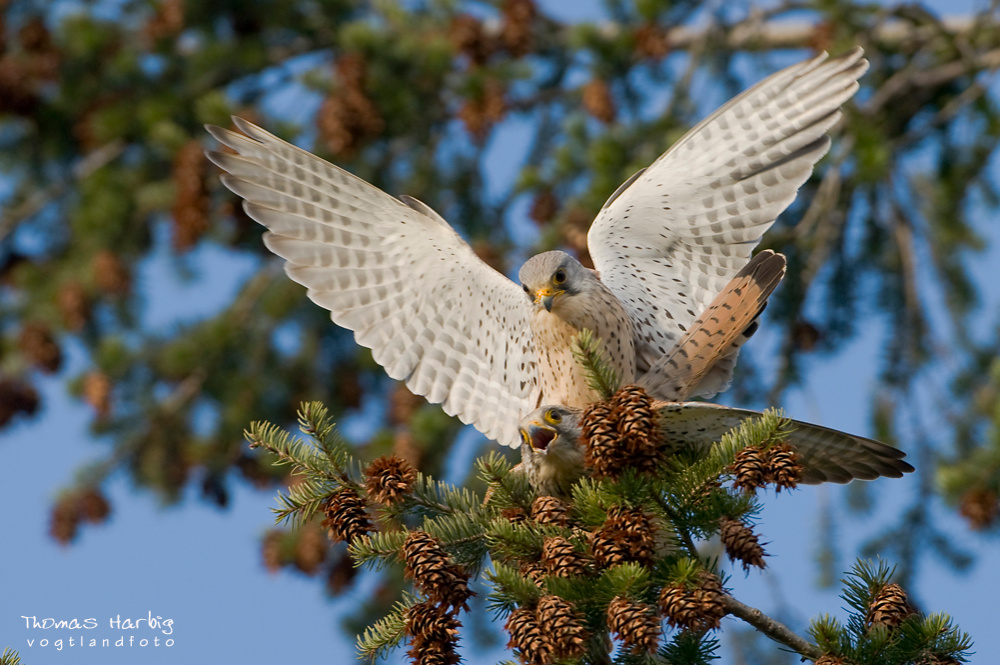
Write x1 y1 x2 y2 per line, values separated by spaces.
518 251 594 313
517 405 582 458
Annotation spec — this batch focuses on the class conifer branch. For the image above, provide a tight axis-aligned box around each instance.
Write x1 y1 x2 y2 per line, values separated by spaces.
721 594 823 659
356 595 417 660
571 329 621 400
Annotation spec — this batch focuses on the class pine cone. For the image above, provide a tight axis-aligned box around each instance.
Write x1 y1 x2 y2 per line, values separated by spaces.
506 607 551 665
958 488 999 530
633 23 669 60
583 79 616 124
317 55 385 157
326 552 359 594
730 447 768 493
172 140 209 251
529 189 558 225
613 385 661 472
82 370 112 419
866 583 912 630
403 531 474 611
322 488 372 544
766 442 802 492
93 250 131 295
814 655 848 665
590 526 631 569
364 455 417 504
57 282 90 331
78 488 111 524
502 506 529 525
407 602 461 665
293 523 327 575
581 401 624 478
519 560 548 586
499 0 536 57
261 529 285 572
607 596 660 655
659 571 726 631
0 377 39 428
449 14 495 64
719 517 767 571
541 536 590 578
592 507 656 567
531 495 569 527
19 321 61 373
537 595 585 659
458 80 506 140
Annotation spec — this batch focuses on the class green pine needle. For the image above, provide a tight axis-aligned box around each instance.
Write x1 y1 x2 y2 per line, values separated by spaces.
356 594 418 661
0 648 23 665
571 329 621 399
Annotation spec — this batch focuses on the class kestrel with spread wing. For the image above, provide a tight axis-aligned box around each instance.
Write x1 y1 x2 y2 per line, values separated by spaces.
207 48 867 449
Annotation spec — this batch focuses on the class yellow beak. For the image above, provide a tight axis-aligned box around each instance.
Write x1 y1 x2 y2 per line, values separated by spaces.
522 421 557 450
535 287 561 312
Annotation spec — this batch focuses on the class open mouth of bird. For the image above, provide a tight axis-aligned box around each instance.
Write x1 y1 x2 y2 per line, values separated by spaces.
529 426 556 450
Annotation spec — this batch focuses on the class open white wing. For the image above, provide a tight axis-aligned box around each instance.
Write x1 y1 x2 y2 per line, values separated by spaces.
657 401 913 484
207 118 541 447
589 48 867 395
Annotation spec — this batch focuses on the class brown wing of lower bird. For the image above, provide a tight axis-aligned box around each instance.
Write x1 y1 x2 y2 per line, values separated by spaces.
638 250 787 401
654 401 914 484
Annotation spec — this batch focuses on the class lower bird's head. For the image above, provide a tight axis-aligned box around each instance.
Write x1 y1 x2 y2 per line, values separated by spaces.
518 251 592 314
518 405 583 458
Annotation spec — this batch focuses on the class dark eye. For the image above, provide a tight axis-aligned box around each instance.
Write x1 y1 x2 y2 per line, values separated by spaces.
553 269 567 284
522 284 531 294
544 409 562 424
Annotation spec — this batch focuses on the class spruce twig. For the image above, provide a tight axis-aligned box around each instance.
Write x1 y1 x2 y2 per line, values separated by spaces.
571 329 621 399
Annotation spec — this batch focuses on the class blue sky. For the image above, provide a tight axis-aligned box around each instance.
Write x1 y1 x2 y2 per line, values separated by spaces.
2 1 998 663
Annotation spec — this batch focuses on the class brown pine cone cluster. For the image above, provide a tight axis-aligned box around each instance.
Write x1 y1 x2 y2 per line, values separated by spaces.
659 571 727 631
499 0 536 57
582 386 662 479
325 552 359 595
0 377 39 428
406 601 461 665
449 14 496 65
590 507 656 568
540 536 590 578
458 80 506 140
364 455 417 505
958 487 999 530
321 488 372 544
814 655 849 665
506 607 550 665
719 517 767 571
607 596 660 655
530 495 569 527
19 321 62 373
403 531 474 611
172 140 210 251
730 443 803 493
49 488 111 545
505 596 586 664
866 583 912 630
317 54 385 157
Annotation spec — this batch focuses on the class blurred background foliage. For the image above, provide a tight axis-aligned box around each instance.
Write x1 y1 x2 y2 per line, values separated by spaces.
1 0 999 657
